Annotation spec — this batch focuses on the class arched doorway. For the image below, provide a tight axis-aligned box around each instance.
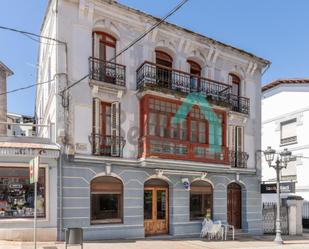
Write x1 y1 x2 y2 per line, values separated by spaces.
227 182 242 229
144 178 169 236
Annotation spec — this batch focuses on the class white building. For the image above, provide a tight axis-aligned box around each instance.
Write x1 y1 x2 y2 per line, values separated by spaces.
262 79 309 202
35 0 269 240
6 113 35 137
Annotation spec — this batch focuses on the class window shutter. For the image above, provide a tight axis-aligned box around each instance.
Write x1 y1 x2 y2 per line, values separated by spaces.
93 33 100 58
111 102 121 156
281 119 296 139
93 98 102 155
236 126 244 152
228 126 235 150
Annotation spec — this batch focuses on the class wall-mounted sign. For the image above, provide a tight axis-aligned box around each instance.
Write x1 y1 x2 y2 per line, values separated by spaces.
261 182 295 194
8 184 23 189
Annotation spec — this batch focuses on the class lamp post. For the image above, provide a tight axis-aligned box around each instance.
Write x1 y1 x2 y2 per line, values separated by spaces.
263 146 292 244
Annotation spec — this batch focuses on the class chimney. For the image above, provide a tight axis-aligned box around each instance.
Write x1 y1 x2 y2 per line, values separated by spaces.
0 61 13 136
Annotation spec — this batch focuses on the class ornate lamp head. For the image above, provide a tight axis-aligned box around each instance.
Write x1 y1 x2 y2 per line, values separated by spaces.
264 146 276 166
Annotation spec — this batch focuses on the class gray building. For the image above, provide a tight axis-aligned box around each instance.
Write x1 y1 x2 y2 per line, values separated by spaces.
35 0 270 240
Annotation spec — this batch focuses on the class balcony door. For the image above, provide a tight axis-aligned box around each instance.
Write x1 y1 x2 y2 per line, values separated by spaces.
144 179 169 236
188 60 201 92
228 74 241 111
93 31 116 83
155 50 173 88
92 99 122 156
228 126 244 167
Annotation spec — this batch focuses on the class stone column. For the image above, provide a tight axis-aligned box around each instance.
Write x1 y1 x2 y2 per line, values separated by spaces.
0 69 7 136
287 195 304 235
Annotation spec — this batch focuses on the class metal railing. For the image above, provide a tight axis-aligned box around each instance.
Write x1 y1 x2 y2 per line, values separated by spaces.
89 57 126 87
89 133 126 157
0 122 54 142
229 150 249 168
136 61 250 115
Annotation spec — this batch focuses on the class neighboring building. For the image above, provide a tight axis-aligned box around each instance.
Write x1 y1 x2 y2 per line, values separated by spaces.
0 61 13 136
7 113 35 137
0 61 59 241
262 79 309 202
36 0 270 240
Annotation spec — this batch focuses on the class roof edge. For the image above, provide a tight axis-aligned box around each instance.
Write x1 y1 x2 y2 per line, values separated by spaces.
262 78 309 92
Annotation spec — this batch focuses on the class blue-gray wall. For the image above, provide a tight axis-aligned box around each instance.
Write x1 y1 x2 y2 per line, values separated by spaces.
59 160 262 240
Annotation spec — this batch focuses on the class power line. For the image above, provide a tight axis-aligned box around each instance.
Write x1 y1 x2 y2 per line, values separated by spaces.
61 0 189 93
0 79 55 96
0 25 65 45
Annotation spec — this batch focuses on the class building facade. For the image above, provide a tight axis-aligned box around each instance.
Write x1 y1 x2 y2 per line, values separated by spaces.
262 79 309 202
36 0 270 240
0 62 59 241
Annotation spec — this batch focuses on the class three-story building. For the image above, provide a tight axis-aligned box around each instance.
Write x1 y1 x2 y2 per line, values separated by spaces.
36 0 270 240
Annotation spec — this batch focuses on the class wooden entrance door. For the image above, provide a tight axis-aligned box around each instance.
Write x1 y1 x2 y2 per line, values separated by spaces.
144 186 169 236
227 183 242 229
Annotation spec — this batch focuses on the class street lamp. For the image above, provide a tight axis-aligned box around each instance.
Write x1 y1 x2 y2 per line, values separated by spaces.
263 146 293 244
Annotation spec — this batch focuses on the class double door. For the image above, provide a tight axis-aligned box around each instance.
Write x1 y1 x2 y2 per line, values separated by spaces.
144 187 169 236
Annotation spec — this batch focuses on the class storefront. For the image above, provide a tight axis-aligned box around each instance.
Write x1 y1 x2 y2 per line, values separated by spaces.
0 167 46 219
60 159 263 240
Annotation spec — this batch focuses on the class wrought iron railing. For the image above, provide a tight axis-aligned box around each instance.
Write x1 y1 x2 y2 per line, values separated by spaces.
229 94 250 115
138 136 229 164
229 150 249 168
89 57 126 86
136 61 250 115
89 133 126 157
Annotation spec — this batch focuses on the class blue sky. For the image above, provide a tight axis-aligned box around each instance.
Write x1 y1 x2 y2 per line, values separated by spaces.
0 0 308 116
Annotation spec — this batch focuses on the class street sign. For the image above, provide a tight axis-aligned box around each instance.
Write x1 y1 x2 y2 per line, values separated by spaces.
29 156 39 184
261 182 296 194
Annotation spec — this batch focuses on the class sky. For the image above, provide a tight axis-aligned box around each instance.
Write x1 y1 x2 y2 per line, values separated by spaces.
0 0 308 116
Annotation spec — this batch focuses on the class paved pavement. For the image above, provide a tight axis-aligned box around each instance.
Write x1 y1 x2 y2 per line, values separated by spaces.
1 236 309 249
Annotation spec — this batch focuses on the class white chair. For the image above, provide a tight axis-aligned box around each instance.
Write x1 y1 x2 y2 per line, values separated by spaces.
200 219 224 240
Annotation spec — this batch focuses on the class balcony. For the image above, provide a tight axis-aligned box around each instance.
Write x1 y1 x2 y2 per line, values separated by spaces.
89 57 126 87
229 150 249 168
139 136 229 164
90 133 126 157
136 61 250 115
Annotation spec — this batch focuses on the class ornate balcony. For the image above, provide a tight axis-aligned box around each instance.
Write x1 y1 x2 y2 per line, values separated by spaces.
89 57 126 87
89 133 126 157
229 150 249 168
136 61 250 115
138 136 229 164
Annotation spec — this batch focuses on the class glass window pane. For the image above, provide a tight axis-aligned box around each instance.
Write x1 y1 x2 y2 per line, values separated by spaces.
0 168 46 219
157 190 166 219
144 190 152 219
91 194 121 221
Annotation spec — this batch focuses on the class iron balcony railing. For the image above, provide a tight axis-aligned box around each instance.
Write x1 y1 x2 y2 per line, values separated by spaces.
229 150 249 168
89 57 126 87
89 133 126 157
136 61 250 115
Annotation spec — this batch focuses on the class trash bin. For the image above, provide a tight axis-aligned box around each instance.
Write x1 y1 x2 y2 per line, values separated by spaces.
65 227 83 249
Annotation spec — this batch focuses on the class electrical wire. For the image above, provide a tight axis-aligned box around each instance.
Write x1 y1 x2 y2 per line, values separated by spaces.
61 0 189 93
0 79 55 96
0 25 65 45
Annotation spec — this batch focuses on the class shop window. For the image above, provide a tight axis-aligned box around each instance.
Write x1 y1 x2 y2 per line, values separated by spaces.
280 118 297 145
90 176 123 224
190 180 213 220
0 167 46 219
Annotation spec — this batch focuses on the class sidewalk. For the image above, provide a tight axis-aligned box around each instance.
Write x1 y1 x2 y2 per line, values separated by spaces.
1 235 309 249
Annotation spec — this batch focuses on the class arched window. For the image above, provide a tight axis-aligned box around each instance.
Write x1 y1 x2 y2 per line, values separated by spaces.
190 180 213 220
188 60 202 91
93 31 116 62
90 176 123 224
155 50 173 88
229 73 241 96
155 50 173 68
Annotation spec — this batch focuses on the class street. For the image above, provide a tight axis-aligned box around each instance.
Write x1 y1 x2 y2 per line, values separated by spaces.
2 236 309 249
